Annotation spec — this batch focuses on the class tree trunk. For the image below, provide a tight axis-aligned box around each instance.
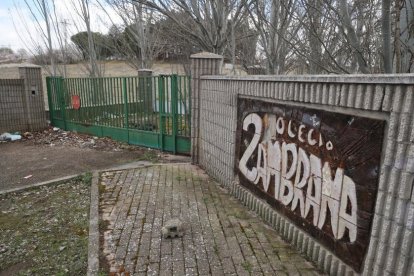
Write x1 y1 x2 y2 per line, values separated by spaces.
339 0 370 73
308 0 323 74
395 0 402 73
41 0 56 76
81 0 99 77
399 0 414 72
382 0 392 73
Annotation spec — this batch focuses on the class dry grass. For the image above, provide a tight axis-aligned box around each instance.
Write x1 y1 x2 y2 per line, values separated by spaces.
0 175 91 275
45 60 187 78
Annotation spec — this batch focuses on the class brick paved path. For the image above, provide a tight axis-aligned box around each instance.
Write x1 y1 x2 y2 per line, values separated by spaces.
99 164 321 275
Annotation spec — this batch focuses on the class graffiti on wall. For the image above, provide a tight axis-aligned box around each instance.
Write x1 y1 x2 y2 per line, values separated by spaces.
235 98 385 271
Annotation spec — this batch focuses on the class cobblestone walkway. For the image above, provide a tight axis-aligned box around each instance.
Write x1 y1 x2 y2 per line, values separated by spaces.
99 164 321 275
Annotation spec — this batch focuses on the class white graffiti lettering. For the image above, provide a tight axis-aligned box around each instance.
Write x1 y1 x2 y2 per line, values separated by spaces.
239 113 358 243
262 114 333 150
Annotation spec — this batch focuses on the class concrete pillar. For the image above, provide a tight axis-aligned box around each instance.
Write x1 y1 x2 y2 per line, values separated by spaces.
138 69 153 77
190 52 223 164
18 66 47 131
138 69 153 113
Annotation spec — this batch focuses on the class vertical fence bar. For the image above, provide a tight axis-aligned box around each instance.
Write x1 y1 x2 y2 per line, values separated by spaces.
171 75 178 154
118 78 122 128
108 77 112 126
101 78 106 126
134 77 138 126
152 77 155 128
84 78 88 122
158 76 165 151
46 77 54 125
185 76 189 137
143 76 147 128
114 78 118 127
188 76 191 138
139 77 143 129
94 78 99 126
137 77 140 127
177 76 185 135
92 78 97 125
164 77 167 130
57 77 67 130
123 77 129 138
85 78 89 124
77 78 81 123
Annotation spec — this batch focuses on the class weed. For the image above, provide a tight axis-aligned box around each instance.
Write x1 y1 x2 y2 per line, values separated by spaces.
230 210 249 220
82 172 93 184
98 183 106 195
241 261 252 272
99 219 110 232
213 244 219 256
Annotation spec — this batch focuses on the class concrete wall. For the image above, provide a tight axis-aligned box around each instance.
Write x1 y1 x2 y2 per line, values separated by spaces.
0 66 19 79
0 66 47 133
0 64 49 110
0 79 27 133
191 55 414 275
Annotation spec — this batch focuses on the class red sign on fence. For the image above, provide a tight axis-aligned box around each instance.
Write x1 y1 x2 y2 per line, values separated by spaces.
72 95 80 110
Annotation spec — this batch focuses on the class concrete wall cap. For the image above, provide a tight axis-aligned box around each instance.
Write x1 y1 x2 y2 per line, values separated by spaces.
200 74 414 84
0 63 41 69
190 52 223 59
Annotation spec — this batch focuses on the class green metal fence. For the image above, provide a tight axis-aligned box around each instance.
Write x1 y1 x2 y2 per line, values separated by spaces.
46 75 191 154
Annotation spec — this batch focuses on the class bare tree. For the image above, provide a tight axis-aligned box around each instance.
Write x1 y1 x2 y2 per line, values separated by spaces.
71 0 101 77
394 0 414 72
13 0 58 75
382 0 392 72
12 0 82 76
135 0 253 55
259 0 383 73
249 0 300 74
102 0 164 69
337 0 370 73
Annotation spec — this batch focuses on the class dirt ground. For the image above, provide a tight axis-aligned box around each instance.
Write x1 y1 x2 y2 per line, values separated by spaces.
0 128 188 192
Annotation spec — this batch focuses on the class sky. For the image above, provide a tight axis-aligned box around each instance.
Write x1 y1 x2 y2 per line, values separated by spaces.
0 0 120 53
0 0 23 50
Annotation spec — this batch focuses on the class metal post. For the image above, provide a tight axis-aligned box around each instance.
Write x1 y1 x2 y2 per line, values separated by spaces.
46 77 54 124
171 75 178 154
187 76 191 138
123 78 128 128
122 77 129 142
57 77 67 130
158 76 165 151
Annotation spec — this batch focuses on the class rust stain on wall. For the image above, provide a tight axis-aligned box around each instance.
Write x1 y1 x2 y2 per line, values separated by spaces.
235 98 385 272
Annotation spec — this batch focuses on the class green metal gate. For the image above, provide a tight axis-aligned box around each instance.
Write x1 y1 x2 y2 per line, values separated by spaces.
46 75 191 154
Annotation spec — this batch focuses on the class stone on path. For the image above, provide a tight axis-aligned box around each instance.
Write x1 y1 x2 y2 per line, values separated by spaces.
161 218 184 238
